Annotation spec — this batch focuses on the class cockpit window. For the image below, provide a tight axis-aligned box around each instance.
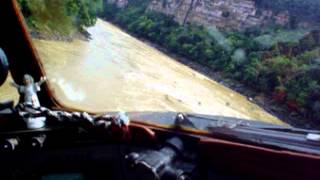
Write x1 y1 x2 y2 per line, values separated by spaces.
3 0 319 130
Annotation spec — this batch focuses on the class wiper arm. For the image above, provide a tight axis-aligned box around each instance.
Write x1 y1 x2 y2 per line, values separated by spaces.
207 125 320 155
181 113 320 155
185 113 320 135
258 126 320 135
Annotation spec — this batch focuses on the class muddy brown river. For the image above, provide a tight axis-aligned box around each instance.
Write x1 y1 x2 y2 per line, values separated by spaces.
0 19 283 125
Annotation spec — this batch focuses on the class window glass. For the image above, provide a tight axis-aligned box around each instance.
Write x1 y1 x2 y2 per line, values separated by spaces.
0 74 19 104
15 0 320 130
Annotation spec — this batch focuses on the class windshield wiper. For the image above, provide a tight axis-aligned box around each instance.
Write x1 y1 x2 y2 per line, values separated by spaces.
180 113 320 155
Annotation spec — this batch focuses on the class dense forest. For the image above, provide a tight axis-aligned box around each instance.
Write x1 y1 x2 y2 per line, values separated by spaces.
17 0 320 127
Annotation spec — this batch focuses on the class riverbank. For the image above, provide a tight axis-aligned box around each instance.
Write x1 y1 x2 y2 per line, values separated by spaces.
94 18 307 128
99 21 315 129
30 30 91 42
140 39 316 129
99 2 320 130
17 0 101 42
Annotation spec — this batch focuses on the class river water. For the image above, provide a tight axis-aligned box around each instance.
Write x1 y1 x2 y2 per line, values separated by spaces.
0 19 283 125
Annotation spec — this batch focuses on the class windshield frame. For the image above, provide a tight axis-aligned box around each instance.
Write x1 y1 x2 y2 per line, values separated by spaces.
0 0 308 134
2 0 320 157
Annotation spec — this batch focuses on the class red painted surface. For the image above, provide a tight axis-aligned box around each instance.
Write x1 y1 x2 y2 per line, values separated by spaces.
199 138 320 179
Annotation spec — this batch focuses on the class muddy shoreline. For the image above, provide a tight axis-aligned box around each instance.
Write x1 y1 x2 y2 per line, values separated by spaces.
30 30 90 42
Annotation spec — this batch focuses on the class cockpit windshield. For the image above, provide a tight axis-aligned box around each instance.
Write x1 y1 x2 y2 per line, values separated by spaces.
1 0 320 131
